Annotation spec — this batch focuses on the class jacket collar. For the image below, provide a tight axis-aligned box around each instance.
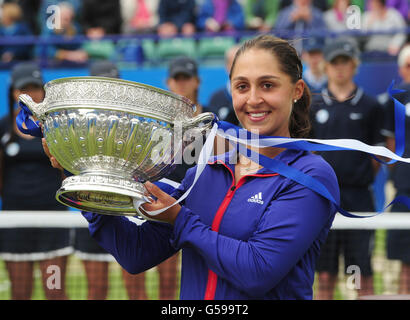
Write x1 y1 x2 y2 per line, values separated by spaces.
321 86 363 107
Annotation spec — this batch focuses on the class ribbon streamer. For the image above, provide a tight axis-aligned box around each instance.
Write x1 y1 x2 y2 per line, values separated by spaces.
16 101 43 138
16 82 410 218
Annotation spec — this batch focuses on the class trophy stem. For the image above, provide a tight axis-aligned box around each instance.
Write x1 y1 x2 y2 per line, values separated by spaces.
56 173 151 216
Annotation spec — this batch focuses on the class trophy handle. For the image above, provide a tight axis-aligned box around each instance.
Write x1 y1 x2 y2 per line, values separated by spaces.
19 94 46 119
182 112 216 133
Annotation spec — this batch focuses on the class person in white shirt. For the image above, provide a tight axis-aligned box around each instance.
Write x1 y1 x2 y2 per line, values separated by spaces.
362 0 407 56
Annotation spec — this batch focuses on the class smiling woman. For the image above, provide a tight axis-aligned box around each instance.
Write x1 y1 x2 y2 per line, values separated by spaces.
229 35 311 139
42 35 340 300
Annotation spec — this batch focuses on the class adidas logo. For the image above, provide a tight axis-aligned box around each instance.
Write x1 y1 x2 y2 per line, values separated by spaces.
247 192 264 205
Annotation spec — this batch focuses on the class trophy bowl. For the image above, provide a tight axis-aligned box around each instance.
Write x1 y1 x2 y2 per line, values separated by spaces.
19 77 215 216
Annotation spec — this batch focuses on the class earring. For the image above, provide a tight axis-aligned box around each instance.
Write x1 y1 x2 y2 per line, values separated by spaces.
294 99 297 103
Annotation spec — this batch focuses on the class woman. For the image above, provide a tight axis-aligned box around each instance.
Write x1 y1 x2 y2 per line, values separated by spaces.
0 62 72 300
44 35 339 299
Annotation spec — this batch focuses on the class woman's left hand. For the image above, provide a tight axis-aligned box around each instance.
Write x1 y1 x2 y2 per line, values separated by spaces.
140 181 181 224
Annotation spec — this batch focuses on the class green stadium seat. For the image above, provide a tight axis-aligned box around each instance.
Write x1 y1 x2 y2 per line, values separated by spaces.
156 38 197 59
197 37 235 59
141 39 157 61
82 40 116 60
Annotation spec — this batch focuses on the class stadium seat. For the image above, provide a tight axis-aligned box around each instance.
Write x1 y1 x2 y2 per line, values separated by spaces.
156 38 197 60
141 39 157 61
197 37 235 59
82 40 116 60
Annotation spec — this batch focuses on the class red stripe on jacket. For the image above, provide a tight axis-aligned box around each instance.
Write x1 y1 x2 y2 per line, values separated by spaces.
203 160 278 300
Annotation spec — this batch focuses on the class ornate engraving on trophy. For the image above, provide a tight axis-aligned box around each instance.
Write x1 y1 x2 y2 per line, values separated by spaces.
19 77 214 216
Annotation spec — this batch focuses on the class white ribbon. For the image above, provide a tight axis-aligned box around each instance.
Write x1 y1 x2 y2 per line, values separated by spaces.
133 122 410 219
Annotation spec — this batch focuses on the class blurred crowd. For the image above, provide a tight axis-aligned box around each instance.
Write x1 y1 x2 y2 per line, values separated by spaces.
0 0 408 65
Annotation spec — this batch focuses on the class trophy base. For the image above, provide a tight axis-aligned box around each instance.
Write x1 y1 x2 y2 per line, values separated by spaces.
56 174 151 216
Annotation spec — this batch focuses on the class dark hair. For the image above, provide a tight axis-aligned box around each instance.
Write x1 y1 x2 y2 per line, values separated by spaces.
3 86 17 147
229 35 311 138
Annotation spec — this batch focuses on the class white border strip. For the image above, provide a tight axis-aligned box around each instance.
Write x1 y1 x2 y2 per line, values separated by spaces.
2 211 410 229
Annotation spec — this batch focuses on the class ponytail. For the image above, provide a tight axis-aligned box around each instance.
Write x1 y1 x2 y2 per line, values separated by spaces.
289 85 311 138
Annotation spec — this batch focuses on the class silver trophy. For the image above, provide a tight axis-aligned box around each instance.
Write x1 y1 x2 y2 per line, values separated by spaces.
19 77 214 216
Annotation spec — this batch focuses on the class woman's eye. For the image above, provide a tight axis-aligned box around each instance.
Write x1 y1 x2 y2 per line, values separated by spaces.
236 84 247 91
262 83 274 89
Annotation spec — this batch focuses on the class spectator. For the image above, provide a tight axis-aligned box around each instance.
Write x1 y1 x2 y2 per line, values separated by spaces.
120 0 159 34
301 37 327 93
243 0 279 31
0 62 72 300
80 0 122 35
6 0 42 35
323 0 360 47
197 0 245 33
324 0 352 32
157 0 196 37
362 0 407 56
38 0 82 33
274 0 326 41
40 1 88 64
310 39 384 299
0 2 33 63
381 45 410 294
206 44 240 125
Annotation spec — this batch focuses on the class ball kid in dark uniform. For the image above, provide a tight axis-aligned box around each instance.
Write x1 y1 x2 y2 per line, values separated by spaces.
380 45 410 294
0 62 72 300
310 39 384 299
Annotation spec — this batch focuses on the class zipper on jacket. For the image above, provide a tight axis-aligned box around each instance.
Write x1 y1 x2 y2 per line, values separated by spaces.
204 178 243 300
204 161 279 300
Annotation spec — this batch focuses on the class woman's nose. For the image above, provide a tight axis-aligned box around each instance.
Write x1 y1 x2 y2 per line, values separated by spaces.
246 88 263 107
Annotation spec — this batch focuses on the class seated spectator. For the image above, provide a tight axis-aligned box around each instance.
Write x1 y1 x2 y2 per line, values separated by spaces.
80 0 122 35
157 0 196 37
120 0 159 34
243 0 279 32
324 0 360 47
324 0 351 32
274 0 326 39
38 0 82 33
0 2 33 63
40 1 88 64
301 37 327 93
206 44 240 125
78 0 122 60
197 0 245 33
362 0 407 56
9 0 41 35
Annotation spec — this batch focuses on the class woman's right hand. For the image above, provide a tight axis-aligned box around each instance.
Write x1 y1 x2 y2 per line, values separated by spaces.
42 138 63 171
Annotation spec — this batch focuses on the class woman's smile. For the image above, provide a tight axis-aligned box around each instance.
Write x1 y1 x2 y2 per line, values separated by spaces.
246 110 271 122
